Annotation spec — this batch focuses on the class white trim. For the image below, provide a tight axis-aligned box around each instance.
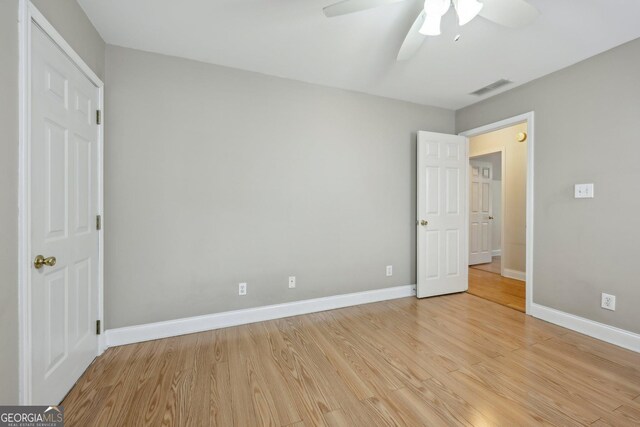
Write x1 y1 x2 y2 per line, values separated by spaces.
18 0 104 405
491 249 502 257
18 0 31 406
106 285 417 347
460 111 534 314
503 269 526 282
530 303 640 353
27 4 102 86
96 69 105 356
460 113 531 137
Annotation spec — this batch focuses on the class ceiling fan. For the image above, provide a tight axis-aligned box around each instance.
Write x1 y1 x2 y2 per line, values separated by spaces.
323 0 539 61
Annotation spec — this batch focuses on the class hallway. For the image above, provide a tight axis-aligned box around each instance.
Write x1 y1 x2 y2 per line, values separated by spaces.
468 258 525 312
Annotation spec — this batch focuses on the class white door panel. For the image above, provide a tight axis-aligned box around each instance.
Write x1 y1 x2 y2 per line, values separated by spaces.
469 161 493 265
30 23 99 404
417 132 468 298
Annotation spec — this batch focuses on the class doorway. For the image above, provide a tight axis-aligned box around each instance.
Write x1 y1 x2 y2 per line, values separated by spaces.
415 114 534 308
461 115 533 313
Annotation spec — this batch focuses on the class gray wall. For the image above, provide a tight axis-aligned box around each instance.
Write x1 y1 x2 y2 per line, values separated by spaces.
457 37 640 334
0 0 104 404
104 45 454 329
0 0 20 406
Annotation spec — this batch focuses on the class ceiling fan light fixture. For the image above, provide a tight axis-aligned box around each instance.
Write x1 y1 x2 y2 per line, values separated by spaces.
419 0 451 36
419 14 443 35
453 0 483 26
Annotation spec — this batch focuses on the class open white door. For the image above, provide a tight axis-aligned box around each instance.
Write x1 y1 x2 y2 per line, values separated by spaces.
469 160 493 265
417 131 468 298
29 22 100 404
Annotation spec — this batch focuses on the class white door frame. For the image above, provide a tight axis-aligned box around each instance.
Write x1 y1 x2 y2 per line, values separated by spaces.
469 149 506 276
459 112 534 314
18 0 105 405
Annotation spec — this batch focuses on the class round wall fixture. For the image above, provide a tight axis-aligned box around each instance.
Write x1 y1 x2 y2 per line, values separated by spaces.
517 132 528 142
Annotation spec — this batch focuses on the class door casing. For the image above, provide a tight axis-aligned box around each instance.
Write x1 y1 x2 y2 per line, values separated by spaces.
18 0 105 405
459 112 534 314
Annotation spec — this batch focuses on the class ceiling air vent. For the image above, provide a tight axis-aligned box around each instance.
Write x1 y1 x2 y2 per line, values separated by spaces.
470 79 513 96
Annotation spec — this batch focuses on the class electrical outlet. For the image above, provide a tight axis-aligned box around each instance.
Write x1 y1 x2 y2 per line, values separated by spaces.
239 282 247 296
288 276 296 289
574 183 594 199
601 293 615 311
386 265 393 277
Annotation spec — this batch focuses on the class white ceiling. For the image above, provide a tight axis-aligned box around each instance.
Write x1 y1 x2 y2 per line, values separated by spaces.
78 0 640 110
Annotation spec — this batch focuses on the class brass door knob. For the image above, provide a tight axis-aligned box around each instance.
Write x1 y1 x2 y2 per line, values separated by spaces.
420 220 428 226
34 255 56 269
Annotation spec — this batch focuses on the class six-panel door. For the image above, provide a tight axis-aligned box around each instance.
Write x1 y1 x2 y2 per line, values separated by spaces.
417 131 468 298
469 160 493 265
30 23 100 404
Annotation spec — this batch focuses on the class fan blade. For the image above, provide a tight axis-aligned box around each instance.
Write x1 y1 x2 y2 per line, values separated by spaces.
479 0 539 28
323 0 407 17
397 11 426 61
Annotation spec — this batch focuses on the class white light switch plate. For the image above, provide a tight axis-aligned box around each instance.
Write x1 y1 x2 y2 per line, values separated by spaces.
574 183 594 199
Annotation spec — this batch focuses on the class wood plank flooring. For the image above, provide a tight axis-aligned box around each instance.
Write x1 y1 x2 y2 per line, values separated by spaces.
470 256 502 275
62 293 640 426
468 266 526 312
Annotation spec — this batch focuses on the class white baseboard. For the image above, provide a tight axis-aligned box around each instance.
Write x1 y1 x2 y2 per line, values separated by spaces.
530 303 640 353
106 285 416 348
98 335 107 355
492 249 502 257
503 268 525 281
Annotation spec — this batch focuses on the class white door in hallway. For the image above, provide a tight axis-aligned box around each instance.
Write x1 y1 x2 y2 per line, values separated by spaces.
416 131 468 298
469 160 493 265
29 23 100 404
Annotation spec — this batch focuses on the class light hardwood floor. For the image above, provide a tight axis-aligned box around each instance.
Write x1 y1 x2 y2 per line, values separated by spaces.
62 293 640 426
468 266 526 312
470 256 502 275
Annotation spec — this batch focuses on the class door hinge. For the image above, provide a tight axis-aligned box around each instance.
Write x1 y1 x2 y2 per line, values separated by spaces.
96 320 101 335
96 110 102 125
96 214 102 231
